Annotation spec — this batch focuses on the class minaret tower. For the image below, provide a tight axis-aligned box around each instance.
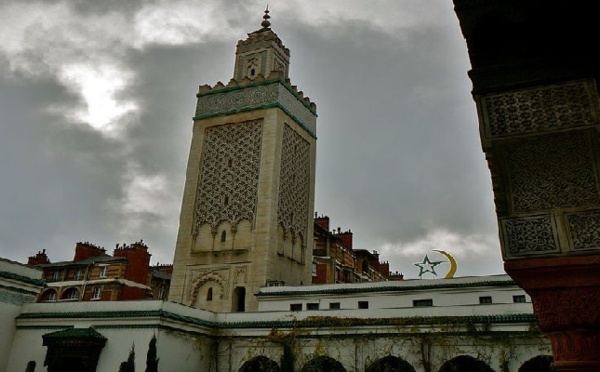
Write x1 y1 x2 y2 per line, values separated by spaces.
169 8 317 312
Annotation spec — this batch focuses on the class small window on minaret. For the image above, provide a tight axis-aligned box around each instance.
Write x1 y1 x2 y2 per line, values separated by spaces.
207 287 213 301
223 195 229 206
221 231 227 242
227 158 233 168
250 68 256 76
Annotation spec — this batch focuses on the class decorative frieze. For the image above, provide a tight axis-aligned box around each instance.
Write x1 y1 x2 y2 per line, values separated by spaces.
195 79 317 138
194 120 263 235
482 80 599 138
504 132 600 213
196 84 278 116
277 84 316 135
500 216 560 257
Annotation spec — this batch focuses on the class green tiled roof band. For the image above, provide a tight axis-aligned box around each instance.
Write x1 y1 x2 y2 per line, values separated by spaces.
0 270 46 287
194 102 317 139
256 280 518 296
43 327 106 340
17 309 536 329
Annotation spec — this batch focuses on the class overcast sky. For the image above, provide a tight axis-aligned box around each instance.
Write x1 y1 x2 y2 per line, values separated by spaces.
0 0 504 279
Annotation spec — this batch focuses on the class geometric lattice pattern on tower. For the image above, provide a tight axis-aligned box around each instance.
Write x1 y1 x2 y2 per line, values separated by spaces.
194 119 263 235
277 124 310 245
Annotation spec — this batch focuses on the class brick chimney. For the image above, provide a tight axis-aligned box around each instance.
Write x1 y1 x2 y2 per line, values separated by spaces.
113 240 151 285
28 249 50 266
314 214 330 231
73 242 106 262
152 263 173 275
335 229 353 250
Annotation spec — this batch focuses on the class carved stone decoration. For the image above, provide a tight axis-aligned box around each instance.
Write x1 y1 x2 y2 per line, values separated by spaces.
501 216 559 257
273 58 284 72
234 266 247 284
504 132 600 213
528 287 600 364
482 80 599 138
529 287 600 331
566 212 600 251
187 270 227 306
196 84 279 116
194 120 263 235
548 331 600 365
277 124 310 246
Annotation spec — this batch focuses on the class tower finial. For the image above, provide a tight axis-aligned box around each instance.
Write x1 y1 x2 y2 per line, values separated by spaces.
261 5 271 29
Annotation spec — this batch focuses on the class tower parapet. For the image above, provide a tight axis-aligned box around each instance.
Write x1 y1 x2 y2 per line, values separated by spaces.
195 71 317 139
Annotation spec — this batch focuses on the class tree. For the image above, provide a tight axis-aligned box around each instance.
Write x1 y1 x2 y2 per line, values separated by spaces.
145 334 159 372
119 344 135 372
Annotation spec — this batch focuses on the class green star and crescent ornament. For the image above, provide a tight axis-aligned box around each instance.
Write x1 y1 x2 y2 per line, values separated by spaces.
414 250 459 279
414 254 444 278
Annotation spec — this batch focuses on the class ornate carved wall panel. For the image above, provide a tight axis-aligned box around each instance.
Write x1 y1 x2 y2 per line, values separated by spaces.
566 212 600 251
504 132 600 213
482 80 599 138
277 124 310 246
500 215 560 258
194 120 263 235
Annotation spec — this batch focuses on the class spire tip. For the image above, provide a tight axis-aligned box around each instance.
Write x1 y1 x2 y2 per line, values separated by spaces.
261 5 271 29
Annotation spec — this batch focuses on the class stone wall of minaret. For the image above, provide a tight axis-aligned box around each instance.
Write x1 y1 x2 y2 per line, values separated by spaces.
168 16 317 312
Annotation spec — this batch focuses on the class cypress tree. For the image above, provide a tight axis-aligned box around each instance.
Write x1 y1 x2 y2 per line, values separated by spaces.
145 334 159 372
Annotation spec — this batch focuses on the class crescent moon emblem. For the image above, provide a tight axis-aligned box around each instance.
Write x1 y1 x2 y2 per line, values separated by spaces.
432 249 457 279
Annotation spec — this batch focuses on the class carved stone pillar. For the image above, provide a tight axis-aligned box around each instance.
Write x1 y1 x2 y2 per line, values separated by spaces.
453 1 600 370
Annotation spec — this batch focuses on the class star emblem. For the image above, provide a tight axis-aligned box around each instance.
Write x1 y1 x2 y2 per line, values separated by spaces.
414 254 444 277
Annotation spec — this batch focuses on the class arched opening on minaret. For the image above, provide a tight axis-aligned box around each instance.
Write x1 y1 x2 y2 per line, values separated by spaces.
233 286 246 312
206 287 213 301
220 231 227 243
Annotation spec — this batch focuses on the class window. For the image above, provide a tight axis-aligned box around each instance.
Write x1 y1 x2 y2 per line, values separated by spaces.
479 296 493 304
99 266 108 278
358 301 369 309
307 303 319 310
413 299 433 307
158 285 166 300
52 271 60 281
290 303 302 311
206 287 213 301
41 290 57 301
63 288 79 300
513 295 526 303
221 231 227 242
329 302 340 310
91 286 102 300
312 263 317 277
75 269 83 281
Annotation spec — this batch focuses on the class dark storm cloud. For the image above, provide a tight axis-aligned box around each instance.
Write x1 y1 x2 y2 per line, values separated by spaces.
0 0 504 277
